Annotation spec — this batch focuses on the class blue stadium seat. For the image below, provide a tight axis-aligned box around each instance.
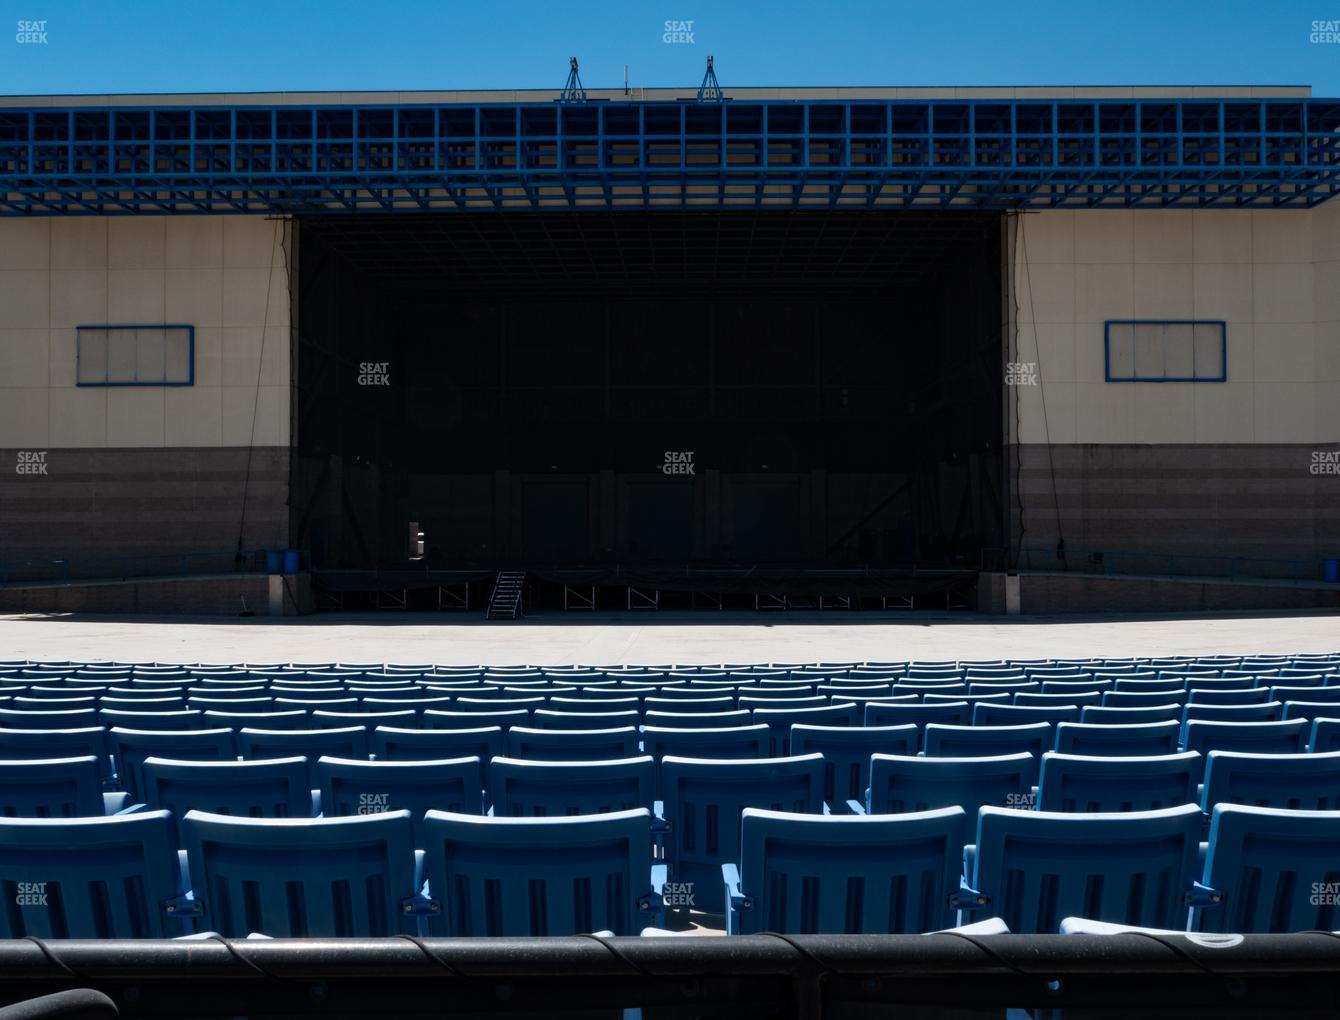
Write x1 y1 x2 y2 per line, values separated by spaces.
789 724 918 808
1053 720 1181 757
0 727 111 778
317 756 484 843
424 709 530 730
864 701 971 729
180 809 422 936
642 710 752 730
1193 804 1340 933
641 724 770 762
311 709 417 729
974 702 1079 727
957 804 1203 933
505 726 640 762
0 756 129 817
1081 704 1182 725
201 710 308 731
1186 687 1270 706
0 810 187 937
752 703 858 756
420 808 660 936
724 806 969 934
372 725 503 763
1272 685 1340 704
1282 700 1340 721
1201 749 1340 811
1035 752 1202 812
237 727 368 785
1181 701 1283 724
531 709 641 730
1182 718 1308 756
923 723 1051 775
98 709 204 731
642 697 735 715
659 754 825 901
487 755 654 816
1310 717 1340 753
1102 691 1186 709
0 708 100 730
864 753 1034 817
108 728 237 802
142 756 314 819
1014 691 1103 709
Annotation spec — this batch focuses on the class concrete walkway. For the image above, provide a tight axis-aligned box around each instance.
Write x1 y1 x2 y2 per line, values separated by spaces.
2 609 1338 664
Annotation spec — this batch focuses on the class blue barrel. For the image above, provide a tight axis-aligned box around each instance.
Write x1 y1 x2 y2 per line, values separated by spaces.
1325 559 1339 584
264 550 282 574
283 548 300 574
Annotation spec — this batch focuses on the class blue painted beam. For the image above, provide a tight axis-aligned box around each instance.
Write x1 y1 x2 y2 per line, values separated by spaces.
1 99 1337 214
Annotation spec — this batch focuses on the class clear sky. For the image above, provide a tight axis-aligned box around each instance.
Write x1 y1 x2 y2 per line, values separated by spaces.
3 0 1339 96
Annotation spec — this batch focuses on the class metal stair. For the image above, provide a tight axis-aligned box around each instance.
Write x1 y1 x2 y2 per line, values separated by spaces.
486 571 525 620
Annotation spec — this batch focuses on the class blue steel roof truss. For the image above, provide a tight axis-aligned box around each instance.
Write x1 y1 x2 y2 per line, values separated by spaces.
1 99 1338 215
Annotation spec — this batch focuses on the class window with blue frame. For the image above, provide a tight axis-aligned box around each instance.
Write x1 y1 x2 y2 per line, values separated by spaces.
1104 321 1226 382
76 326 194 386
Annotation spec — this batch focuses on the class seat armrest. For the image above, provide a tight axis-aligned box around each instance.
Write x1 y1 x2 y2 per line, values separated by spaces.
845 799 867 815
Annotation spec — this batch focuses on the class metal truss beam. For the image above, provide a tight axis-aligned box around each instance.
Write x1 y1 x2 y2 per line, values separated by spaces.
1 98 1338 214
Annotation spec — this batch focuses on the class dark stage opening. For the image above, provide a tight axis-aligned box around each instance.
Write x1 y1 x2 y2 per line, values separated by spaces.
292 210 1003 579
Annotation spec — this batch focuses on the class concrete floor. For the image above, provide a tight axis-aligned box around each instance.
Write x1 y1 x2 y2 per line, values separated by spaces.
2 608 1338 664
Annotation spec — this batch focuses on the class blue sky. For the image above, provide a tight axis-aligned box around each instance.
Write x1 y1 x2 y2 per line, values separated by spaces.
3 0 1340 96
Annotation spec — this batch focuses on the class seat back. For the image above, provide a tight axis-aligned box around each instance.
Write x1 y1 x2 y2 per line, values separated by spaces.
422 808 654 936
923 723 1051 778
318 756 483 844
1080 704 1182 725
108 728 237 801
1182 702 1283 724
237 727 368 784
142 757 312 819
970 804 1203 933
867 753 1034 817
99 709 203 732
863 701 970 728
659 754 825 893
0 728 110 777
751 704 858 756
505 726 639 762
1202 750 1340 811
641 724 770 761
0 810 183 937
732 806 968 934
201 710 308 731
0 756 107 817
1053 721 1181 757
488 756 654 817
975 703 1079 727
1036 752 1202 812
1310 717 1340 753
0 708 100 730
181 809 419 937
531 710 640 730
1199 804 1340 933
789 725 918 806
1182 719 1308 757
372 725 503 763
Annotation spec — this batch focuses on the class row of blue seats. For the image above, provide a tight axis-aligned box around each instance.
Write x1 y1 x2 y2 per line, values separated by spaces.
7 716 1340 799
2 691 1340 723
0 796 1334 937
5 672 1338 693
12 744 1340 829
7 653 1337 673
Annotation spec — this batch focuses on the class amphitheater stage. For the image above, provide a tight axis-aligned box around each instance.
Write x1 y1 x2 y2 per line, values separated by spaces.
2 608 1337 666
